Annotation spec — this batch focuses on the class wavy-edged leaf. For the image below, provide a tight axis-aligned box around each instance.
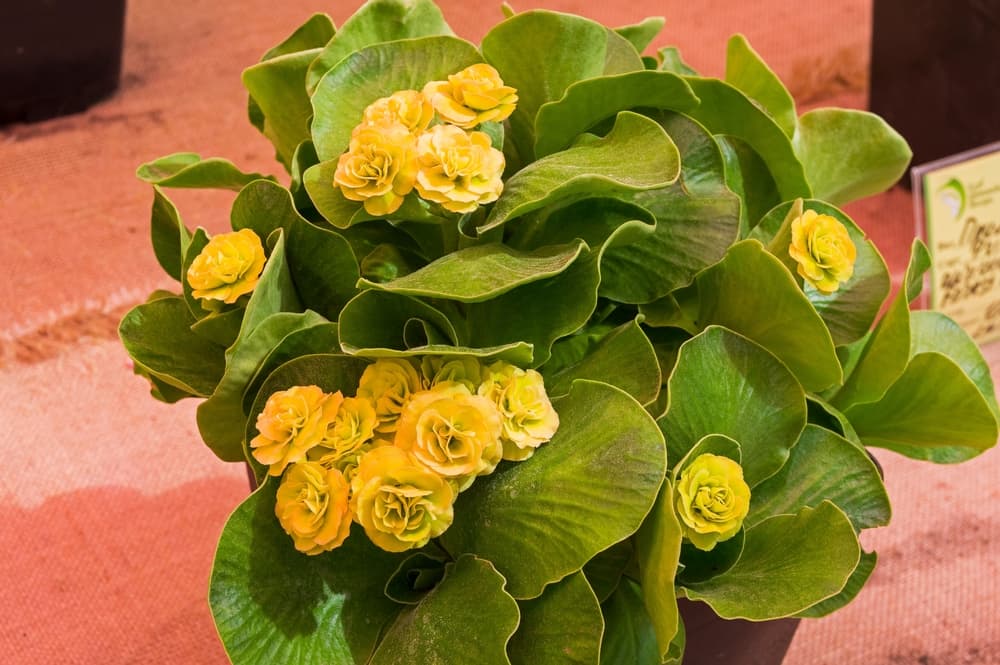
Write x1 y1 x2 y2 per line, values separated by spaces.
136 153 274 191
694 239 842 391
792 108 912 206
845 352 998 462
362 241 585 303
243 48 326 170
682 77 811 200
604 111 741 303
369 555 519 665
658 46 697 76
545 318 660 405
311 36 481 161
724 35 796 138
534 71 699 158
482 10 642 162
197 311 326 462
681 502 860 620
614 17 665 53
747 424 890 531
257 12 334 61
716 135 781 235
209 481 403 665
337 290 460 355
305 0 453 93
241 322 340 413
583 540 633 604
481 111 680 232
508 572 603 665
119 296 225 397
658 326 806 486
441 380 667 599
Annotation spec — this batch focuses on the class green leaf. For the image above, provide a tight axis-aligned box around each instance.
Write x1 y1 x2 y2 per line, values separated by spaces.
635 481 683 661
238 230 304 335
792 108 912 205
599 578 659 665
481 111 681 233
244 48 325 171
715 135 781 235
724 35 796 138
258 13 335 61
338 290 459 354
795 550 878 618
482 10 641 162
681 502 860 620
289 139 321 212
231 180 360 319
693 240 842 392
180 229 212 318
241 322 340 413
583 540 633 603
658 47 697 76
136 153 274 191
682 77 811 200
603 111 741 303
845 352 998 462
508 572 603 665
910 310 1000 419
751 199 892 345
311 36 481 161
383 552 446 605
209 481 403 665
904 238 931 303
369 555 519 665
534 71 699 158
304 0 453 93
119 296 226 397
614 17 665 53
658 326 806 486
465 248 600 367
190 308 245 348
149 186 191 281
747 424 890 531
362 241 586 302
198 311 327 462
545 318 660 406
440 380 667 599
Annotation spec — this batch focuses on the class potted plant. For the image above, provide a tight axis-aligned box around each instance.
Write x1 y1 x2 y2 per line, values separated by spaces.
119 2 999 663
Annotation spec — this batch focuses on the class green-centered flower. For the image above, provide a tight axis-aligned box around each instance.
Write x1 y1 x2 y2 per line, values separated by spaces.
351 446 455 552
275 462 352 555
478 361 559 461
356 358 423 435
394 382 503 492
414 124 505 214
788 209 857 293
674 454 751 551
186 228 266 304
250 386 343 477
422 63 517 129
420 356 483 392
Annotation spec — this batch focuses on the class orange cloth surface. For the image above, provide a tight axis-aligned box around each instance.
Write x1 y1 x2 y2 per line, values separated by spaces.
1 1 997 663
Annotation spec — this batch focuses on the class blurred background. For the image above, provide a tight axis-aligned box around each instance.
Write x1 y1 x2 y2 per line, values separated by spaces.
1 1 997 663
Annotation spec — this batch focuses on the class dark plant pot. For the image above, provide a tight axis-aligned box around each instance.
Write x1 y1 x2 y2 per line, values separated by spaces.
678 597 799 665
0 0 126 124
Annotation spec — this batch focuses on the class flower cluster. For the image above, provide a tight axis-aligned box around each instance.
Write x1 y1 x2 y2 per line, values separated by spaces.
334 64 515 216
251 356 558 554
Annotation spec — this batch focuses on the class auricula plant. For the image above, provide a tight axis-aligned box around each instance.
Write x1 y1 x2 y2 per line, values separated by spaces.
119 2 998 663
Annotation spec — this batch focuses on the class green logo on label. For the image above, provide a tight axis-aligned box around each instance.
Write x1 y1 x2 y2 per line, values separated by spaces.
938 178 966 220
